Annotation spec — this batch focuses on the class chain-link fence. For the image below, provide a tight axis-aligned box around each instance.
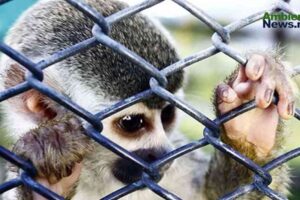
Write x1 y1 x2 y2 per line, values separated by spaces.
0 0 300 199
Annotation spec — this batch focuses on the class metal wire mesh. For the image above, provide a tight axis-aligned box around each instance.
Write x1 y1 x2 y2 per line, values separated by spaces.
0 0 300 199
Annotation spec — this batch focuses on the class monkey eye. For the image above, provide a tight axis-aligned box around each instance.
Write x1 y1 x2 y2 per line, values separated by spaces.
161 104 176 128
118 114 145 133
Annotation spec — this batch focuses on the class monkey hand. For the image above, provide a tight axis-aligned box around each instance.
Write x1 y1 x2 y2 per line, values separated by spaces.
215 54 297 159
12 115 93 199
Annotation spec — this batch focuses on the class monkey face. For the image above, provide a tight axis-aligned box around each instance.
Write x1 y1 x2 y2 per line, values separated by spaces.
101 102 178 184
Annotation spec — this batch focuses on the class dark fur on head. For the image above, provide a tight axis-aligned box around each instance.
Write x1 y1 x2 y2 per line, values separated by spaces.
6 0 183 108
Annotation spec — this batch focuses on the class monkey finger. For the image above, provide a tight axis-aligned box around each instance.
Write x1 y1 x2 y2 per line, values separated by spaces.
32 163 82 199
32 178 51 200
59 162 83 196
217 98 242 115
255 79 275 109
277 97 294 120
217 86 242 115
232 66 247 87
233 80 257 100
276 80 295 119
216 84 238 104
245 54 265 81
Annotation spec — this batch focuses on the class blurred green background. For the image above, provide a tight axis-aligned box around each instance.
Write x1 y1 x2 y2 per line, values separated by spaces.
1 0 300 199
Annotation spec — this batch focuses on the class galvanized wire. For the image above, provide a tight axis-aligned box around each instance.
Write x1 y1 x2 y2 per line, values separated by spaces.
0 0 300 199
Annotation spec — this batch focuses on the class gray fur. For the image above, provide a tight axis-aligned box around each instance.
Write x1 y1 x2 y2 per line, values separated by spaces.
4 0 183 107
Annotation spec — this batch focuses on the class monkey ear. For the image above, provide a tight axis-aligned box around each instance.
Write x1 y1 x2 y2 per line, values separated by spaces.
24 91 57 120
4 62 58 120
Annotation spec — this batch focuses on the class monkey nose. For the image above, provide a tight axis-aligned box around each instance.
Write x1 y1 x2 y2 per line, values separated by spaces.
141 149 173 173
112 147 173 184
138 147 172 164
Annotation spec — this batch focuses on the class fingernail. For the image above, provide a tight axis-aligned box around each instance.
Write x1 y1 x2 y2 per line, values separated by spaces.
288 102 295 116
254 64 261 76
264 89 273 103
222 89 229 98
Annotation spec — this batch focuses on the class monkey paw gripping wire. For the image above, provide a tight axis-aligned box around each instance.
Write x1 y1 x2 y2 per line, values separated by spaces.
0 0 300 199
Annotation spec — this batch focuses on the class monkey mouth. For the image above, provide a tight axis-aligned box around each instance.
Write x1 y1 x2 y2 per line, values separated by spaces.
111 149 173 184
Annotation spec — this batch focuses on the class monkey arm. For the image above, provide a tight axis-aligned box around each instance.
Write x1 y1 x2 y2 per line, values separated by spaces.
203 127 291 199
202 53 296 199
10 115 93 200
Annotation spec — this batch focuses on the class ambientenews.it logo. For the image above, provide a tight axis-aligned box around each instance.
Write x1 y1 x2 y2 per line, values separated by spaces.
263 12 300 28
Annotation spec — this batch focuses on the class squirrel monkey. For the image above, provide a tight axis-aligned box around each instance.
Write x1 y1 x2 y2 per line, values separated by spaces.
0 0 296 199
